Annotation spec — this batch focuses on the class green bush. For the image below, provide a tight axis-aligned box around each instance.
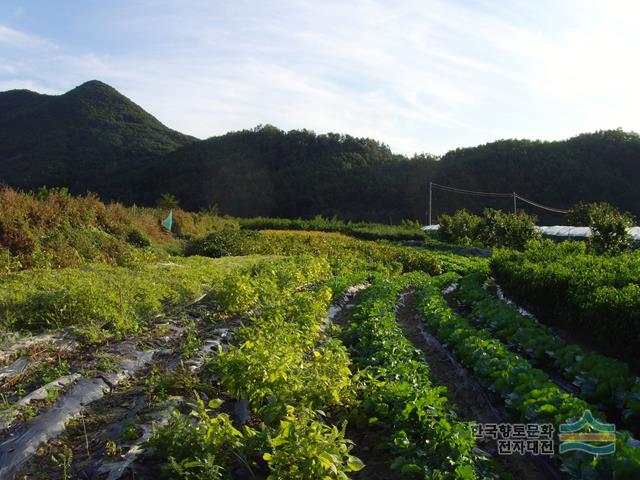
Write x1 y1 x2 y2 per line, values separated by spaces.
587 204 634 255
567 201 598 226
0 249 23 274
263 408 362 480
126 228 151 247
150 396 245 480
151 399 362 480
568 201 635 254
437 209 481 246
437 208 539 249
184 227 259 258
476 209 540 250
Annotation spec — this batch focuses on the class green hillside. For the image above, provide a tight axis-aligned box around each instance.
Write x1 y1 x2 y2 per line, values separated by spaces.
434 130 640 222
0 80 194 200
1 81 639 223
134 125 435 220
141 126 640 223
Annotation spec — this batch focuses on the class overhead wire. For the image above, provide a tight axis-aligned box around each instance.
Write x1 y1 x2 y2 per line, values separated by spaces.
430 182 513 198
430 182 568 214
514 194 569 214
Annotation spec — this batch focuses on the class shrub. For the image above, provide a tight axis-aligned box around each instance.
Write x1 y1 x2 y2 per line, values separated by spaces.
586 203 634 255
126 228 151 247
263 408 362 480
0 249 23 274
568 201 635 254
491 241 640 367
171 210 238 239
156 192 180 210
437 209 481 245
185 227 259 258
0 186 237 270
476 208 540 250
150 396 245 480
567 201 597 226
437 208 539 249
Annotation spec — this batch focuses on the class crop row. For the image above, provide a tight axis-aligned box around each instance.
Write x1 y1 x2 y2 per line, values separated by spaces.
456 273 640 434
344 271 492 479
416 248 489 276
238 216 428 241
150 256 364 479
416 274 640 479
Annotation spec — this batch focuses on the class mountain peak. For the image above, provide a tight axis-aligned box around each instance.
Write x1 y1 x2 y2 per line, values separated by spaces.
75 79 115 91
64 79 123 100
0 80 195 195
79 79 110 88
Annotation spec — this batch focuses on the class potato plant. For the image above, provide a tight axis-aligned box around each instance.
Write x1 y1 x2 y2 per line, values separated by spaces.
345 273 487 479
457 273 640 433
417 275 640 479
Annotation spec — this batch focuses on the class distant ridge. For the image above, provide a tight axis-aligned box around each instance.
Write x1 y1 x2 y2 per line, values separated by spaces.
1 81 639 222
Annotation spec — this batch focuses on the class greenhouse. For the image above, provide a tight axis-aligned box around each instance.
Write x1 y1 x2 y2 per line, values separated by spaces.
423 225 640 241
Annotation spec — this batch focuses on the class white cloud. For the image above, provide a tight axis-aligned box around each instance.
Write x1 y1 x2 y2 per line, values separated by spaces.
0 24 55 50
1 0 639 154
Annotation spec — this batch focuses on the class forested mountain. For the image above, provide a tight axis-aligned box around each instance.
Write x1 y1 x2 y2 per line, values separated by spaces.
1 81 639 223
432 130 640 222
132 125 436 220
0 80 194 196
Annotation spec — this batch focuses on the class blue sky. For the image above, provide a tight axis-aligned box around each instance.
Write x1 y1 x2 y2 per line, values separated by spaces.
1 0 639 154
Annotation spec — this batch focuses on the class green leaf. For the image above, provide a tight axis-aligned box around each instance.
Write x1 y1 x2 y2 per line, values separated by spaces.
537 404 557 415
347 456 365 471
455 464 476 479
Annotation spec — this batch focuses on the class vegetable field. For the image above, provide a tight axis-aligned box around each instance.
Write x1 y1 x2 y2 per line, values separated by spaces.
1 219 640 479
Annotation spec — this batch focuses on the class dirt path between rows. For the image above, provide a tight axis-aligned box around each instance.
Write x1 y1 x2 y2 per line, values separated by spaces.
396 290 564 480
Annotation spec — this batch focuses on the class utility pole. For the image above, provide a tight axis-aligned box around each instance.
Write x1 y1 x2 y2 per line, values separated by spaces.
513 192 517 214
428 182 433 226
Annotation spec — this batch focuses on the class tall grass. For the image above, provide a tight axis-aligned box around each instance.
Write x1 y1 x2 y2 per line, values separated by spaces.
0 187 236 271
